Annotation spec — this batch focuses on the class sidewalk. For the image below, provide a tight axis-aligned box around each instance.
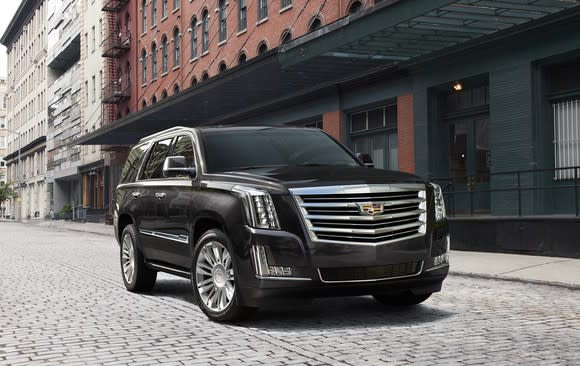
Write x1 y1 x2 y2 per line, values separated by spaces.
3 219 580 289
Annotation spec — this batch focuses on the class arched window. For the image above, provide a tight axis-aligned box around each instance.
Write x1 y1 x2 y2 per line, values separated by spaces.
161 35 168 73
202 10 209 53
152 95 157 104
161 89 168 99
151 0 157 26
141 49 147 83
191 77 198 86
258 42 267 55
280 30 292 44
162 0 168 18
151 42 158 79
191 17 198 59
142 100 147 108
238 52 246 64
308 17 322 33
141 0 147 33
202 71 209 81
219 61 227 73
173 28 180 67
349 1 363 14
173 84 180 95
219 0 227 42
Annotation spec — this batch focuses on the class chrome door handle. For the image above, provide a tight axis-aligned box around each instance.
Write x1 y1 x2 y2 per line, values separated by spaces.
155 192 166 199
131 192 141 198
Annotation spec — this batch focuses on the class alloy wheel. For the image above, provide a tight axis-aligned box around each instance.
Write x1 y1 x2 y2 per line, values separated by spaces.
195 241 235 312
121 233 135 284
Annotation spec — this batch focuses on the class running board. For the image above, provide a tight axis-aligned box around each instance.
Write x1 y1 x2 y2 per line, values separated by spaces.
145 261 191 279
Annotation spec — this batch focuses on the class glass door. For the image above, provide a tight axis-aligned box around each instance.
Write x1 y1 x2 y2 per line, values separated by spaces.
447 116 490 214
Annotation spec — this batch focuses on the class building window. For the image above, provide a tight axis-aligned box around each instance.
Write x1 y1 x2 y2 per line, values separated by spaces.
202 10 209 53
162 0 168 18
238 0 247 31
281 0 292 8
258 42 267 55
152 0 157 26
308 17 322 33
161 35 168 73
219 0 227 42
280 30 292 44
141 0 147 32
173 84 180 95
141 49 147 83
0 136 5 149
202 71 209 81
348 1 363 14
238 52 246 64
161 89 168 99
173 0 179 10
92 75 96 102
91 26 96 52
142 100 147 108
349 104 398 170
191 17 197 59
258 0 268 20
152 95 157 103
191 77 198 86
219 61 227 73
151 42 158 79
173 28 180 67
553 99 580 180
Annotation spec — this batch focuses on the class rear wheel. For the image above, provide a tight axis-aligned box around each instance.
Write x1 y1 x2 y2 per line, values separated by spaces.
120 224 157 292
373 293 431 306
191 229 254 322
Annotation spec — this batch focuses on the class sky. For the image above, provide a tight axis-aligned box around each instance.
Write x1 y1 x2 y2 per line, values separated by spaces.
0 1 23 77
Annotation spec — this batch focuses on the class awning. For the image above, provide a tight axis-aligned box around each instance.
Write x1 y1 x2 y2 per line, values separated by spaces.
76 0 580 146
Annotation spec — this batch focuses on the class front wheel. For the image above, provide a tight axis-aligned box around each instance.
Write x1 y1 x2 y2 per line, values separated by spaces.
120 224 157 292
373 293 432 306
191 229 254 322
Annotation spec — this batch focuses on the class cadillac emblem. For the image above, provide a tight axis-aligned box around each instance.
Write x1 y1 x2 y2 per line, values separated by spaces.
357 202 384 216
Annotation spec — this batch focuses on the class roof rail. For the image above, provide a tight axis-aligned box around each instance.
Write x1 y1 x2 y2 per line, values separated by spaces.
138 126 193 142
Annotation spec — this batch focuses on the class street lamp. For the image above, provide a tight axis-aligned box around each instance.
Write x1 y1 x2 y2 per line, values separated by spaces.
5 128 21 221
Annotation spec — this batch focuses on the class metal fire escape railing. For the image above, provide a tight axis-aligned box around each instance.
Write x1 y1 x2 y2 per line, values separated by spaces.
102 30 131 58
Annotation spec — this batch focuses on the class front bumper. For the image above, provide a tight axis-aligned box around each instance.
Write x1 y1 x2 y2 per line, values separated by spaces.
236 225 450 307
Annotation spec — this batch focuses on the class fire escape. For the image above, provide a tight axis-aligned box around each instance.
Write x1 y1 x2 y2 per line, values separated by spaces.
102 0 131 126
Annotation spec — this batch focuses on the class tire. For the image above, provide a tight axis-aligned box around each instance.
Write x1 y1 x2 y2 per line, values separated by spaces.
191 229 254 322
120 224 157 292
373 292 432 306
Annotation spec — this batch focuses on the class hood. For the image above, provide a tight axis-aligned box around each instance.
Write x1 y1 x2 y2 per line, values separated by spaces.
212 166 425 190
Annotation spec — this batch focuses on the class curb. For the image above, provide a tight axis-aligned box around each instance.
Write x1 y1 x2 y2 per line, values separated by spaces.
449 271 580 290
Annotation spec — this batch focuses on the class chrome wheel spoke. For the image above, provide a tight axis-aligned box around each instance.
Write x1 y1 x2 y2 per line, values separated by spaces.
195 240 236 312
122 234 135 284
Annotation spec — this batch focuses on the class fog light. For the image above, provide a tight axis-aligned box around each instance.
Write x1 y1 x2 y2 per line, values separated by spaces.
268 266 292 276
433 253 449 266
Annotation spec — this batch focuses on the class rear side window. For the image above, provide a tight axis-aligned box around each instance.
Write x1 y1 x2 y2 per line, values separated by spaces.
140 138 173 179
120 144 148 184
171 135 196 167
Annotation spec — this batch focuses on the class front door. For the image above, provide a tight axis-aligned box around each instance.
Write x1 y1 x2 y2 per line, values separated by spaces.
447 116 490 214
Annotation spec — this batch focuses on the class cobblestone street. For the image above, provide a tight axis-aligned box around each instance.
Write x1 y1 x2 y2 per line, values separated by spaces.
0 222 579 365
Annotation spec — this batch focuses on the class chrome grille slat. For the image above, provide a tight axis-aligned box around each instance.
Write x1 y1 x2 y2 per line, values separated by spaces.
290 184 427 246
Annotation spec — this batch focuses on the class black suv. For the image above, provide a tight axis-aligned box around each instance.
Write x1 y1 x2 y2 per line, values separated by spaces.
114 126 449 321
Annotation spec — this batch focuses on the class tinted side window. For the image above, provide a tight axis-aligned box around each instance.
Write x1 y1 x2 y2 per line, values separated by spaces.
120 144 148 184
171 135 195 167
140 138 173 179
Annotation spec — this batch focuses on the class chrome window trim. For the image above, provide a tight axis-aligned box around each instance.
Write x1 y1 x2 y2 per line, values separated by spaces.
139 229 189 244
318 261 424 284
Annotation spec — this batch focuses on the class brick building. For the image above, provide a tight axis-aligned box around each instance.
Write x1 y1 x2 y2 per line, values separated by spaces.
80 0 580 256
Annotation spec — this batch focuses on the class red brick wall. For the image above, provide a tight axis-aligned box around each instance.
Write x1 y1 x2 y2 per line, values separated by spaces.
323 110 343 141
397 93 415 173
134 0 365 108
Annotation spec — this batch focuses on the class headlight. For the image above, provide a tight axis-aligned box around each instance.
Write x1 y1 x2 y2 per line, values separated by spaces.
430 183 446 221
233 186 280 229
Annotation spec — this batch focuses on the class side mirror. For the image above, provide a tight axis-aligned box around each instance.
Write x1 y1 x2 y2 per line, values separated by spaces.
163 156 197 178
356 153 375 168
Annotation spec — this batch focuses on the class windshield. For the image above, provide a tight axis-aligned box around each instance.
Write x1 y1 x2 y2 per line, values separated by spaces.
201 128 361 173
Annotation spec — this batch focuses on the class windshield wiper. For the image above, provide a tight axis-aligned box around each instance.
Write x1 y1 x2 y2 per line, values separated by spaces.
234 165 286 171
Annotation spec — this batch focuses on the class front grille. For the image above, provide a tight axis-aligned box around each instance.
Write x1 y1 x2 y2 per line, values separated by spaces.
290 184 427 245
319 262 422 283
